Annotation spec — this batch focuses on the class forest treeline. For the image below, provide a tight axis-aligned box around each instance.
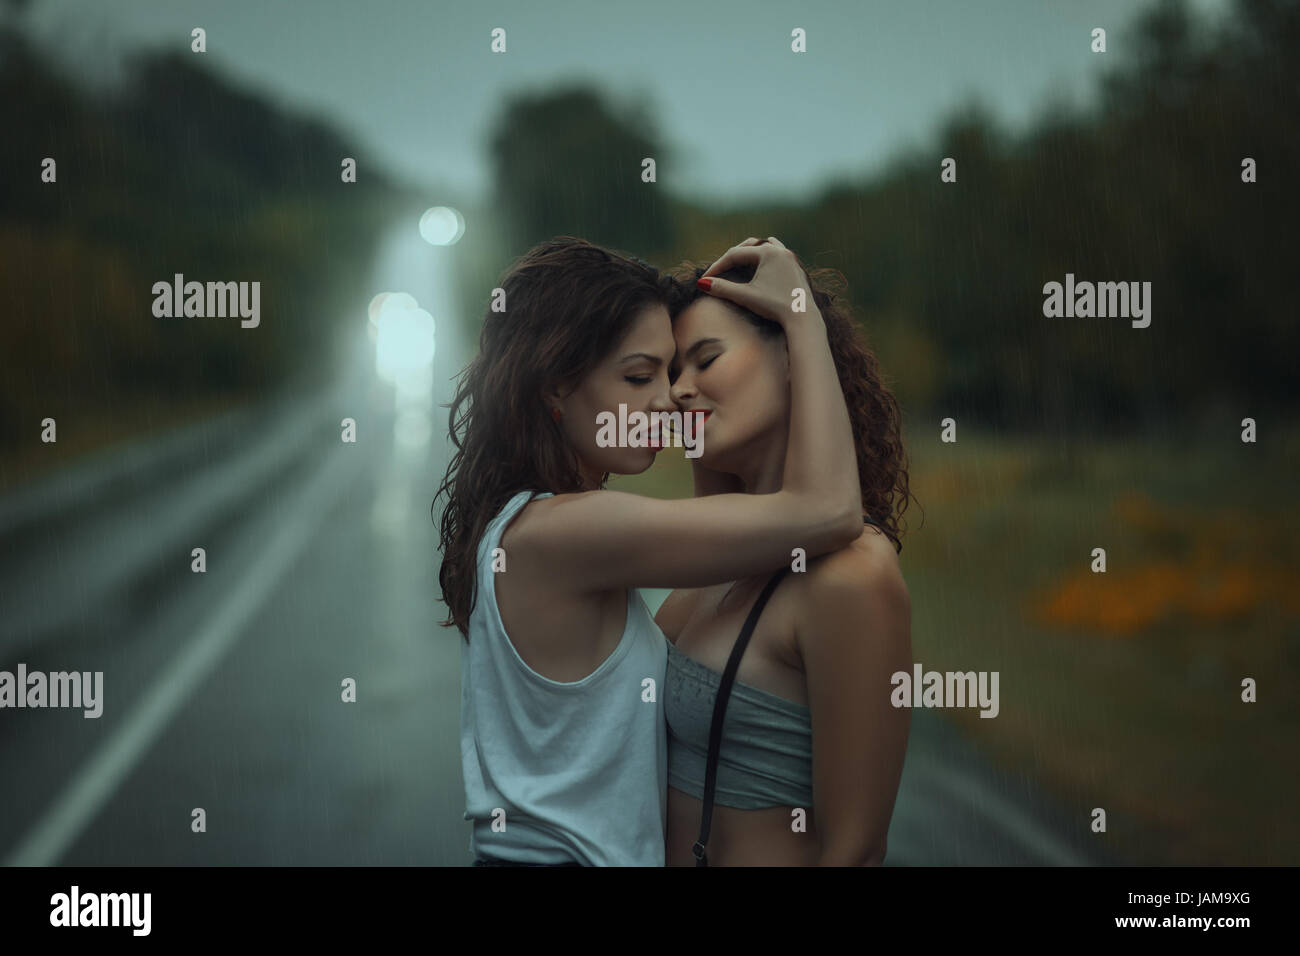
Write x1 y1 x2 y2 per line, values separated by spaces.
488 0 1297 432
0 22 416 457
2 0 1293 464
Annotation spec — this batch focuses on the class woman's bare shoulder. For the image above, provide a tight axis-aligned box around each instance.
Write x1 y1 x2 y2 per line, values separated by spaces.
791 524 907 607
784 526 910 664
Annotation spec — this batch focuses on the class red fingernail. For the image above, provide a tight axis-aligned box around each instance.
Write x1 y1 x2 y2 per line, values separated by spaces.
696 277 713 291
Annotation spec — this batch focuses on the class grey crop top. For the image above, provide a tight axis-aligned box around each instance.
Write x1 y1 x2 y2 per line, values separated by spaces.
665 641 814 810
664 516 889 811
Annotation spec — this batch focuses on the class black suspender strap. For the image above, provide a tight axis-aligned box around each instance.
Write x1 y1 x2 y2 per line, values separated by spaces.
692 567 790 867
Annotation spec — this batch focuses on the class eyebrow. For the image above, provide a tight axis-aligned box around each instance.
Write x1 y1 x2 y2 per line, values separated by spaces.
681 338 722 361
619 352 666 365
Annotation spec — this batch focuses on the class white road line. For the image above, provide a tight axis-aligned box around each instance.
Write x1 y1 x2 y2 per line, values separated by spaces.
4 442 363 867
912 760 1089 865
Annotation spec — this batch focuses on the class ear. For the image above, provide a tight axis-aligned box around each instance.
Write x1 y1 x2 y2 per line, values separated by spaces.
543 382 569 407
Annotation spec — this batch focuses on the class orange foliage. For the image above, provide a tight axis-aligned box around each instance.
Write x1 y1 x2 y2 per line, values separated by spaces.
1031 558 1286 635
1031 494 1297 635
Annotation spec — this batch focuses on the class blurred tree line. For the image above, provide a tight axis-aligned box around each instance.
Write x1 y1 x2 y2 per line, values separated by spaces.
0 22 416 460
487 0 1296 434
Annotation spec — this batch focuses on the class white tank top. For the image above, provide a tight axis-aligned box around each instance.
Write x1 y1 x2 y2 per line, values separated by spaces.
459 490 668 865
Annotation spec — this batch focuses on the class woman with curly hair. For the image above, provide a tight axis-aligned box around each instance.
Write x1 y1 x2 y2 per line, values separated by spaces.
658 237 917 866
435 236 864 866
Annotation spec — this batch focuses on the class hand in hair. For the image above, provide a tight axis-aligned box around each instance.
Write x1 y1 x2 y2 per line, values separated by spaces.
698 238 819 327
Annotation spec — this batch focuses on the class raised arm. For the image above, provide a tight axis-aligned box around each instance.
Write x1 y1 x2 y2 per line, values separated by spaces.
703 239 861 531
506 239 863 593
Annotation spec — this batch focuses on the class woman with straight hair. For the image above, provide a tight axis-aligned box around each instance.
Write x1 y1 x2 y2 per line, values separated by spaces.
435 235 862 865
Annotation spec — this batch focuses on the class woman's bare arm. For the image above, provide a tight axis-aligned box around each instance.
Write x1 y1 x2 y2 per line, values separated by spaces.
508 488 858 592
700 239 861 532
798 538 912 865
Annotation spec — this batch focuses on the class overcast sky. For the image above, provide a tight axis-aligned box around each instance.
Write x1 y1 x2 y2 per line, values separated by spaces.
19 0 1233 205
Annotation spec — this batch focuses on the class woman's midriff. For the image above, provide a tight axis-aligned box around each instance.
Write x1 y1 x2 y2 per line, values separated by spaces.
666 784 821 866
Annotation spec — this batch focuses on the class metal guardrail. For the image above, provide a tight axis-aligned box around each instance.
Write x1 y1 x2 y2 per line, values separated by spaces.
0 401 260 545
0 378 344 660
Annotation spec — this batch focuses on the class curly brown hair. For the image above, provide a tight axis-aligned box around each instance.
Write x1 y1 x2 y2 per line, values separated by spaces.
666 258 919 555
434 236 676 639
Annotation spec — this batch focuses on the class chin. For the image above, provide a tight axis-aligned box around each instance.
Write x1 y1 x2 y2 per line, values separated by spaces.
609 450 656 475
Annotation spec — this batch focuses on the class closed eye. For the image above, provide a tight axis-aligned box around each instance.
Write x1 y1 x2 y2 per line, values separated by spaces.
625 376 653 385
699 355 717 370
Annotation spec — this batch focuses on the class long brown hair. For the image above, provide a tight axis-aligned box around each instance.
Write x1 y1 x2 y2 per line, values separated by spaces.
667 258 919 555
434 236 675 638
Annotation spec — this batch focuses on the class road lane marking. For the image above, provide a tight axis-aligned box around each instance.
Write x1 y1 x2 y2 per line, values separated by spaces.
910 760 1089 865
4 441 363 866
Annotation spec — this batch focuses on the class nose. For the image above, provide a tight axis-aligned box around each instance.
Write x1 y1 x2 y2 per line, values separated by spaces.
648 375 676 414
670 373 696 408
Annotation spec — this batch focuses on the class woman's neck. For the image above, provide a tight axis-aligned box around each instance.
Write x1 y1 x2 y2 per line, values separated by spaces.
729 417 790 496
576 457 607 491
